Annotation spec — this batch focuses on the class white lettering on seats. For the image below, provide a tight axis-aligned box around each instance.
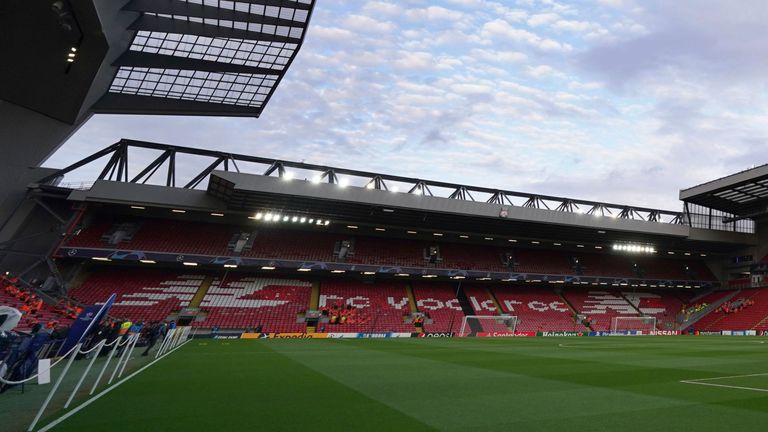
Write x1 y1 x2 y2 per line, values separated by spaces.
201 278 310 309
318 294 342 308
503 299 522 311
346 296 370 309
528 301 549 312
416 298 444 310
444 299 462 311
387 296 409 310
582 291 636 315
549 301 569 312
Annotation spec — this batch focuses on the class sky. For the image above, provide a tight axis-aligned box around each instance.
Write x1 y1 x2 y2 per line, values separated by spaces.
46 0 768 211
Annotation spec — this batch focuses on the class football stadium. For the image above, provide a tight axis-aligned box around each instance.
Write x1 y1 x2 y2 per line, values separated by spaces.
1 1 768 431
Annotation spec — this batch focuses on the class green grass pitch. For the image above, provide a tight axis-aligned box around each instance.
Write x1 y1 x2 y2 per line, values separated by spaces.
43 337 768 431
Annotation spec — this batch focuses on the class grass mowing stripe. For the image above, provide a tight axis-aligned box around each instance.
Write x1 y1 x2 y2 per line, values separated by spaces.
46 340 436 432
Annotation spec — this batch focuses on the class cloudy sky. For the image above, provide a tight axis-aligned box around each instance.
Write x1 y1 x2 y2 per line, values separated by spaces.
47 0 768 210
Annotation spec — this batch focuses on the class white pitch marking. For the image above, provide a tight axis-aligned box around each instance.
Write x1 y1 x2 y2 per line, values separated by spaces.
36 339 192 432
680 380 768 393
679 372 768 393
682 372 768 381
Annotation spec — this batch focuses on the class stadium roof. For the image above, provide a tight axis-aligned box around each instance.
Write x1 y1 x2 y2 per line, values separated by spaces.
680 164 768 218
95 0 315 117
37 139 757 252
0 0 315 123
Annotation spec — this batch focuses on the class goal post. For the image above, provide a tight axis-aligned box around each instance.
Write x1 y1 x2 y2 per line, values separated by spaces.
458 315 518 337
610 316 657 335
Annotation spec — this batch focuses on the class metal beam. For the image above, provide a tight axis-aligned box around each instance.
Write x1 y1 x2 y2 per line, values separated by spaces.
125 0 309 27
114 50 283 75
93 93 263 117
129 15 303 44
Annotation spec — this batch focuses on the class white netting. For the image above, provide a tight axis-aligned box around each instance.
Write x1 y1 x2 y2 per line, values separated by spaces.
610 316 657 334
458 315 518 337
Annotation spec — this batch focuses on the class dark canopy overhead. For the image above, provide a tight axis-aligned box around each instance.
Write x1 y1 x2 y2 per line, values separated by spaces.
681 164 768 218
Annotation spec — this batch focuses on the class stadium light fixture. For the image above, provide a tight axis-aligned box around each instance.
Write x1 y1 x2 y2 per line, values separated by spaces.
224 264 238 269
452 276 466 280
311 176 321 184
291 216 298 223
391 186 400 193
92 257 111 262
668 251 675 255
273 214 282 222
183 262 198 266
531 241 540 245
553 242 562 246
684 252 691 256
382 208 395 213
139 260 156 264
347 225 358 229
433 233 443 237
172 209 186 213
375 227 386 232
331 270 345 274
308 218 314 224
508 239 517 243
283 172 294 181
363 271 376 275
210 213 224 217
700 253 707 257
365 183 375 190
477 277 492 281
484 237 494 241
130 206 145 210
421 274 437 278
395 273 409 277
407 230 418 234
300 217 307 223
595 246 603 249
261 266 276 270
459 235 469 239
338 178 349 188
297 268 311 272
282 216 290 222
576 244 584 248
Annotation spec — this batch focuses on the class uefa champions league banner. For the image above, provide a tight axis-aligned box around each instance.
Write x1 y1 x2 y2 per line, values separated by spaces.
58 293 116 355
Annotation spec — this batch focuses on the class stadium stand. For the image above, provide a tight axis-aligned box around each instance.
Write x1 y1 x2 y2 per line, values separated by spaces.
69 269 204 323
563 289 639 331
492 286 579 332
411 283 465 333
318 280 414 332
61 219 719 282
621 291 687 329
692 288 768 331
1 280 74 332
196 277 311 332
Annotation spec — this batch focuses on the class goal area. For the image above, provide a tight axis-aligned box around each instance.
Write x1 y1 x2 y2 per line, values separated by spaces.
458 315 518 337
610 316 657 334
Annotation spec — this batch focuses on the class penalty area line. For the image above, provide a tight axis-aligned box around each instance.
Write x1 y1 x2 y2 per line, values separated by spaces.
36 339 192 432
679 372 768 393
679 380 768 393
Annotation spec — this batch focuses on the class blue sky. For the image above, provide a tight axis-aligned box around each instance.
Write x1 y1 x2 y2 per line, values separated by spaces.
47 0 768 210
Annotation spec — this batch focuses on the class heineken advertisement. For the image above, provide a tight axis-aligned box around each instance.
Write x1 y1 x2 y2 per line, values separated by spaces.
537 331 586 337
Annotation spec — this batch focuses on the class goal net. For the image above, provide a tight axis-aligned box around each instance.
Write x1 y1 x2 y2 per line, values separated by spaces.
610 316 657 335
458 315 518 337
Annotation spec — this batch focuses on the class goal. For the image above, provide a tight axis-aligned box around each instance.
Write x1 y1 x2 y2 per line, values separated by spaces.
610 316 657 335
458 315 518 337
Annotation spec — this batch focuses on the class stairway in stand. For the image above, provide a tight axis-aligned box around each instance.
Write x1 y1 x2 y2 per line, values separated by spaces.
188 275 214 308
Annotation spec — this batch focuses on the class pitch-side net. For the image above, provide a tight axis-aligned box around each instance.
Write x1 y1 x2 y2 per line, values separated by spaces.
610 316 657 335
458 315 518 337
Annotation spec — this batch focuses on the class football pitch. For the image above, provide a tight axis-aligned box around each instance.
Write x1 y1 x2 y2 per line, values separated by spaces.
39 337 768 431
